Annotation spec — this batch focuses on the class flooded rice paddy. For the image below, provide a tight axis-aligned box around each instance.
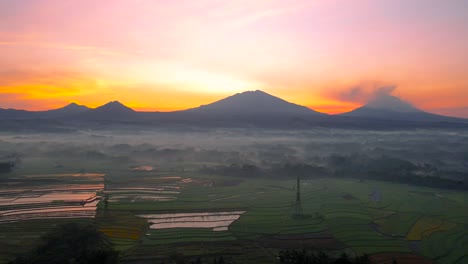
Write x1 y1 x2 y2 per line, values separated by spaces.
0 173 104 223
132 166 155 172
103 175 193 203
138 211 246 231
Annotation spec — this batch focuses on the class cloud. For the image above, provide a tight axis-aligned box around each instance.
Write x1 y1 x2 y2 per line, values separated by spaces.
330 83 398 104
374 86 397 97
338 86 366 102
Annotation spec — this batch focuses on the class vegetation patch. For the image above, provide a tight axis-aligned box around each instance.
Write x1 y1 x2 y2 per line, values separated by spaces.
374 213 420 237
405 217 457 241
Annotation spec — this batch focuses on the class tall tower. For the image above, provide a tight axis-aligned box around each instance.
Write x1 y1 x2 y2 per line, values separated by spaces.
296 176 301 203
293 175 303 218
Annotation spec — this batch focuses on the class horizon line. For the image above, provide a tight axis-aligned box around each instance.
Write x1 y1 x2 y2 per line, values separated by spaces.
0 89 464 118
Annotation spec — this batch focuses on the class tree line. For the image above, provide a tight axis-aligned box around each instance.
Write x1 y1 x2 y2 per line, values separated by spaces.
200 154 467 191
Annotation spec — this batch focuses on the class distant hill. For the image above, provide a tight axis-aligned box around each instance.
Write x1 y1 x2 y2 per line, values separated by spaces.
42 103 90 118
93 101 134 114
340 94 467 123
77 101 136 120
0 101 137 122
156 90 327 128
0 92 467 130
0 103 89 119
187 90 323 116
0 108 36 119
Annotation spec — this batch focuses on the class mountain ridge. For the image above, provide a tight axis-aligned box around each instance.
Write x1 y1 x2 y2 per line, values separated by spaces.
43 102 90 118
341 94 464 122
0 91 467 128
185 90 324 116
364 94 420 112
93 101 135 113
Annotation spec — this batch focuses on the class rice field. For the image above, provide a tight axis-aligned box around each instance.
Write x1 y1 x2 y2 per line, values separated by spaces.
138 211 246 231
0 167 466 264
0 173 103 224
406 217 457 241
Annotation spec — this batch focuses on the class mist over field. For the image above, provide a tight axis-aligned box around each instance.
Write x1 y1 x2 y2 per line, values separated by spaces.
2 127 467 184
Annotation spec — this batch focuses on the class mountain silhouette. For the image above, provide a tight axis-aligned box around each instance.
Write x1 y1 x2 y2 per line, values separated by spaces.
0 103 90 119
75 101 136 121
149 90 327 128
59 102 90 112
341 94 465 122
365 94 420 112
0 108 34 119
93 101 135 114
43 103 90 118
0 91 467 129
187 90 323 116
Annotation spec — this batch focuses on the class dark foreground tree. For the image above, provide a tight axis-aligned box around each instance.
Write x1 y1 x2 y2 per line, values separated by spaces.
0 162 13 174
9 223 118 264
278 250 371 264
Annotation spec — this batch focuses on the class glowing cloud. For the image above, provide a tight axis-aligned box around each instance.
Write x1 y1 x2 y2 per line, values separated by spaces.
0 0 467 116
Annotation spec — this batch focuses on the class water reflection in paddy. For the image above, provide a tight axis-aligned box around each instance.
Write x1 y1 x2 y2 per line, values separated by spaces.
139 211 246 231
0 173 104 223
132 166 154 171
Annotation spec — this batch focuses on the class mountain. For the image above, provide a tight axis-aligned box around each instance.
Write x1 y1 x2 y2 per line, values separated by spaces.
0 103 89 119
364 94 420 113
43 103 90 118
187 90 324 116
149 90 327 128
56 102 89 113
0 108 36 119
341 94 466 123
1 92 467 130
77 101 136 121
93 101 135 114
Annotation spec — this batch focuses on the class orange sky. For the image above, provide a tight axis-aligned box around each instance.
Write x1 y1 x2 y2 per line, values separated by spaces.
1 0 467 117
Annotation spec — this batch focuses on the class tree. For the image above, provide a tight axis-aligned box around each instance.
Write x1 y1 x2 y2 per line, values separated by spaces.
9 223 118 264
277 250 371 264
0 162 13 174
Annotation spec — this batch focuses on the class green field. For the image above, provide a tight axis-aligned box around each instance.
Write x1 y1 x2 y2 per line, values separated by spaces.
0 166 467 264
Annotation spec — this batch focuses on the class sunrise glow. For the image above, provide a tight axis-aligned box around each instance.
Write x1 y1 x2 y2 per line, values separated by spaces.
1 0 467 116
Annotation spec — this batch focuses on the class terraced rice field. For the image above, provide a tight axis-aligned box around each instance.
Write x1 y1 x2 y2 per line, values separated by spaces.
0 173 103 223
0 168 466 264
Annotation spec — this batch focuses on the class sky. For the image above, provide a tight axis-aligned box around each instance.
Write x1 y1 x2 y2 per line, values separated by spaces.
1 0 467 117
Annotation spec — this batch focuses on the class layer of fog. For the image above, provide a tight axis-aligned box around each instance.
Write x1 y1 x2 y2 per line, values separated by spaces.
1 127 467 180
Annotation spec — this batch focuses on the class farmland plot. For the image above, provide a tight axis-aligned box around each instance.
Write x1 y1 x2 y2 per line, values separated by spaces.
0 173 104 223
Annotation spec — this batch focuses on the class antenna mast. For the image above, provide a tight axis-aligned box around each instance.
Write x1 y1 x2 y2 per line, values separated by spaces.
293 175 303 218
